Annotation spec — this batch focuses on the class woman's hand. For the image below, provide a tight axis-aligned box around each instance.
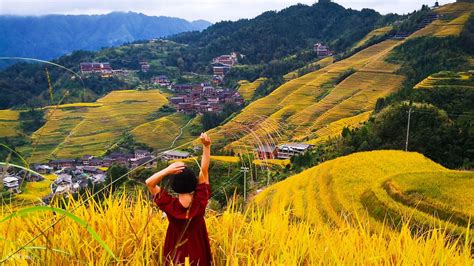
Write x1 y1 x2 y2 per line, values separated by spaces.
165 162 186 175
200 132 211 147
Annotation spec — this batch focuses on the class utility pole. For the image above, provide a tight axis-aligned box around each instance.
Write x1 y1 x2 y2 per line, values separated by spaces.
240 166 250 201
405 107 413 152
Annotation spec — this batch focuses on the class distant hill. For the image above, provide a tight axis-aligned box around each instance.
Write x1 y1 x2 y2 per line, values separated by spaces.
0 12 211 68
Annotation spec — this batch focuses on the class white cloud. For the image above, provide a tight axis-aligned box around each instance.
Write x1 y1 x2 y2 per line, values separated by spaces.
0 0 455 22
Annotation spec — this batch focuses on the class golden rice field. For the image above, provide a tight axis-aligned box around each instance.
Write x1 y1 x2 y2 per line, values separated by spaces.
12 174 56 207
254 150 474 236
290 71 404 141
307 111 371 145
210 155 239 163
27 90 167 162
352 26 393 50
131 113 200 151
0 151 472 264
209 40 405 151
253 158 290 168
283 56 334 81
414 71 474 90
409 2 474 38
237 78 268 101
0 110 20 138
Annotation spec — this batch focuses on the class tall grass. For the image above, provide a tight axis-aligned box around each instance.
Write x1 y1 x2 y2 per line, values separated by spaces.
0 189 471 264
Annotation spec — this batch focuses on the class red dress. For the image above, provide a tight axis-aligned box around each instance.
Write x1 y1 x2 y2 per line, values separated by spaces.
154 183 212 265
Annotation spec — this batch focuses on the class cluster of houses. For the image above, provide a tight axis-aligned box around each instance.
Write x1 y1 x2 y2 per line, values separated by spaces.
212 52 243 78
2 142 313 199
256 143 313 160
169 83 244 114
80 60 150 78
1 149 195 197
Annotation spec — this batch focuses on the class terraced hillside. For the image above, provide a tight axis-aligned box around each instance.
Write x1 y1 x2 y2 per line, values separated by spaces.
237 78 268 101
0 110 20 137
410 1 474 38
26 90 167 162
415 70 474 89
131 112 201 151
352 26 393 50
253 150 474 235
283 56 334 81
207 39 405 149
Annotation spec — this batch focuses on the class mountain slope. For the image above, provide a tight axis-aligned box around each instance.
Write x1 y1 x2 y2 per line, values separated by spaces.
206 39 405 149
0 12 211 68
172 1 395 64
254 150 474 234
24 90 167 162
205 1 473 150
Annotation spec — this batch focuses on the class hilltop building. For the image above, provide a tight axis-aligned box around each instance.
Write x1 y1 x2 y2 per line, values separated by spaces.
212 52 243 77
256 145 278 160
277 143 313 159
314 43 332 57
161 150 191 161
152 75 171 87
80 62 113 77
139 61 150 72
3 176 20 192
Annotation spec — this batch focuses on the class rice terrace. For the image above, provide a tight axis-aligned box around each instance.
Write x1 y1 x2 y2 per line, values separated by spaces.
0 0 473 264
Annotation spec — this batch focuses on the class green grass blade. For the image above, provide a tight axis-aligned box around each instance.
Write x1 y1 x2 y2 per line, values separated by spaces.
0 162 47 180
0 206 117 260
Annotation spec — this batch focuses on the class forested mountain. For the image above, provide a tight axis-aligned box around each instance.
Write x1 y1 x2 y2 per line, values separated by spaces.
171 1 400 64
0 12 211 68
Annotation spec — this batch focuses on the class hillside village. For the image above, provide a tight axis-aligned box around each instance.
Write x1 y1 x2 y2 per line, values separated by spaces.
1 141 314 202
80 52 246 114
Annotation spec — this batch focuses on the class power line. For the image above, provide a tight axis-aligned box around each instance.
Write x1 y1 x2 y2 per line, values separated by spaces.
405 107 413 152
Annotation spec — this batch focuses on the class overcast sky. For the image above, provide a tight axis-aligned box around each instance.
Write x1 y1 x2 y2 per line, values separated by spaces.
0 0 455 22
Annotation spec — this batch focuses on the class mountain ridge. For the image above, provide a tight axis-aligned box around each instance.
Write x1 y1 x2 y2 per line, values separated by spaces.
0 12 211 69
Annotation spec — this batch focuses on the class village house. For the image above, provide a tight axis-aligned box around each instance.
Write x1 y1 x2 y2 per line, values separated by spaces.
172 84 194 93
139 61 150 72
177 102 193 113
130 155 157 169
109 153 134 167
80 62 113 77
81 155 94 165
212 53 240 66
212 65 231 76
135 149 151 159
170 96 186 105
91 174 106 184
3 175 20 192
49 159 76 169
202 85 216 97
34 164 53 174
79 166 103 174
212 75 223 86
314 43 332 57
277 143 313 159
152 75 172 87
256 145 278 160
161 150 191 161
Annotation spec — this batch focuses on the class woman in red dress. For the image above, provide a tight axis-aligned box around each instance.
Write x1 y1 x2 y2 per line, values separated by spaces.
146 133 212 265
